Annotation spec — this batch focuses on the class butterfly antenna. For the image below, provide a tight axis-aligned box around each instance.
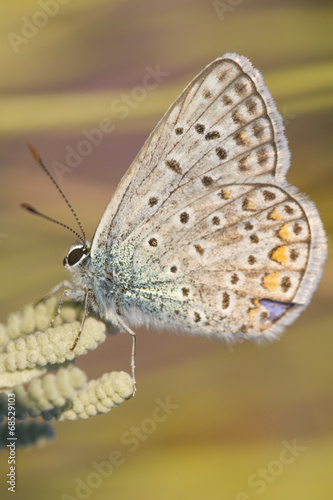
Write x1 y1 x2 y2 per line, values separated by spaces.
21 203 86 246
27 143 87 243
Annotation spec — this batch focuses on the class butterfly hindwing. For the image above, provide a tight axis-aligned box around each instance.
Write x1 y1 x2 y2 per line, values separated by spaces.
124 182 314 339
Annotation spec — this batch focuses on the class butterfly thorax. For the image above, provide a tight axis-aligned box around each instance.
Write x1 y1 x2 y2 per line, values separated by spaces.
63 242 115 317
64 240 142 324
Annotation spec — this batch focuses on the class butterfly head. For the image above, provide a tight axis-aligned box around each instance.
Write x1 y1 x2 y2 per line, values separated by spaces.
63 243 90 269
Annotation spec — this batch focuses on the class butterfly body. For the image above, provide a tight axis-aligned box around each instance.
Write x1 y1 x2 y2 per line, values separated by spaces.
63 53 326 345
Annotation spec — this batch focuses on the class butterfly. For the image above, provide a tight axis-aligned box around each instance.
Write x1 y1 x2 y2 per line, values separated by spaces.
25 53 327 389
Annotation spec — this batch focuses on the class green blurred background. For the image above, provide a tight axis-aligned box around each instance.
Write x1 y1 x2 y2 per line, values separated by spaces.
0 0 333 499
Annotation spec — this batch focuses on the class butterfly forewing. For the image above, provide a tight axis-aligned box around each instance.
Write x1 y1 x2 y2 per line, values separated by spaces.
94 54 285 247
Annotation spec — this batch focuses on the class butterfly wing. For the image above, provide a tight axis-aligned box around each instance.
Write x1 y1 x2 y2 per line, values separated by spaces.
91 53 326 340
124 181 324 341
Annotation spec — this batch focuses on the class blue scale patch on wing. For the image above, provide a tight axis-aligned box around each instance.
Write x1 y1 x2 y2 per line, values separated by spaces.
259 298 294 322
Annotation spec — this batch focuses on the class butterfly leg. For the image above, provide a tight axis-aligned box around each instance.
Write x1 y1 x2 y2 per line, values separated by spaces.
35 280 73 305
115 315 137 396
70 289 93 351
49 287 82 327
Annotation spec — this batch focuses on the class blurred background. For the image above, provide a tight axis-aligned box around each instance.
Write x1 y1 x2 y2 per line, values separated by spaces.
0 0 332 498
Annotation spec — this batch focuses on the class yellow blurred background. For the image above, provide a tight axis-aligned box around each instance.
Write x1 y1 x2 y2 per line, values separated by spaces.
0 0 333 499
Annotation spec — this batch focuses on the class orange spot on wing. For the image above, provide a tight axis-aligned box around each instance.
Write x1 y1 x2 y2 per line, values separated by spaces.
262 272 279 291
248 307 260 319
278 224 292 240
271 246 288 263
223 188 232 199
268 208 283 220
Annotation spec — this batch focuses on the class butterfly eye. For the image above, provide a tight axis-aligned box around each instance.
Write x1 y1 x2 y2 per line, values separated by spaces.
66 247 86 267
